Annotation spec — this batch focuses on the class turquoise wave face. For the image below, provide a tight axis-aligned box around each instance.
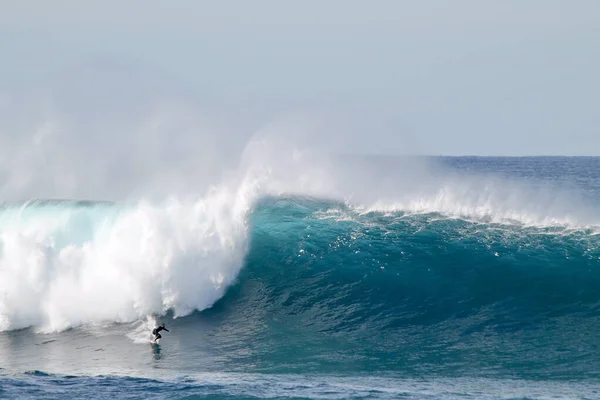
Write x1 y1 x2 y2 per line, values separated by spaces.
207 196 600 378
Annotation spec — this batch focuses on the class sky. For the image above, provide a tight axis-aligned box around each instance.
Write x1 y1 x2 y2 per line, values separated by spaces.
1 0 599 156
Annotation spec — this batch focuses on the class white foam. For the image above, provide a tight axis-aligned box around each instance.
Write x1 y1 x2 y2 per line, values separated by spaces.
0 179 255 333
126 315 158 344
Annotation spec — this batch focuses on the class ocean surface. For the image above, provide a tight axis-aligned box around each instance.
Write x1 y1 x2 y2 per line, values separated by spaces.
2 156 600 399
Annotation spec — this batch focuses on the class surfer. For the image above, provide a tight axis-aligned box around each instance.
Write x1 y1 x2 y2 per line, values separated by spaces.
152 323 169 342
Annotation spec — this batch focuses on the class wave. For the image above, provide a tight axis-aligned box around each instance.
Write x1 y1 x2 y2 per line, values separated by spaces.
1 180 600 380
2 180 600 334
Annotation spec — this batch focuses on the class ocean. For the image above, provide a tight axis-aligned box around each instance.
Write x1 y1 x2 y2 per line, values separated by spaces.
1 156 600 399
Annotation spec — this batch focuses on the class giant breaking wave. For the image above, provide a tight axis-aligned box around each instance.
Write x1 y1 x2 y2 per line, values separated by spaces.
1 169 600 336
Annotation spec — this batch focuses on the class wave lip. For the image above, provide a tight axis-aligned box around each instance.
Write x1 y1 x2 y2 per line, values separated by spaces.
358 178 600 231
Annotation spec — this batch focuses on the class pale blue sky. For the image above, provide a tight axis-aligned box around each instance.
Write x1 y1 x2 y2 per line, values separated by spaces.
1 0 599 156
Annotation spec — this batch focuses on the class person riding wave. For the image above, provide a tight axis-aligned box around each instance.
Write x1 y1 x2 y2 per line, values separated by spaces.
152 323 169 342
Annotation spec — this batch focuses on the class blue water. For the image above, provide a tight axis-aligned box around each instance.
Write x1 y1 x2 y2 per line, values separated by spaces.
2 156 600 399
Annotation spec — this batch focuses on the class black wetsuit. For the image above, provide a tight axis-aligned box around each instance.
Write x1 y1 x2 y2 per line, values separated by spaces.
152 326 169 340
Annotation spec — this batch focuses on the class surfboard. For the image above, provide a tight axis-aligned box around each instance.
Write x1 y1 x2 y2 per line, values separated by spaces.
150 338 160 344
